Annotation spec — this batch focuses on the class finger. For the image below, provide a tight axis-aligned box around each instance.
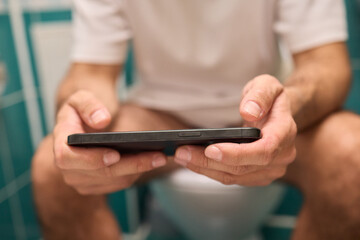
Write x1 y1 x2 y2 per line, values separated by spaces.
54 104 85 137
206 101 296 166
239 75 283 122
106 152 167 176
67 90 111 129
53 105 121 170
204 135 279 166
54 139 120 170
174 145 261 175
53 101 121 170
187 163 287 186
205 133 296 167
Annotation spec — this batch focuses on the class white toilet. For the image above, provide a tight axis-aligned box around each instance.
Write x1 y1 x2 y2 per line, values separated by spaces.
150 169 285 240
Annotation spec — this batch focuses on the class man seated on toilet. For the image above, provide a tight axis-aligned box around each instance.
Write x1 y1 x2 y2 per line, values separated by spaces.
32 0 360 239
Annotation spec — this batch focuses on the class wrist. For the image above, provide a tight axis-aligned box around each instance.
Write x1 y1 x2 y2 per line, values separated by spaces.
283 83 316 131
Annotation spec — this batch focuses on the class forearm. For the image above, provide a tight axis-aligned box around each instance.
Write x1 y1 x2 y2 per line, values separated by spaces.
284 42 351 132
56 63 122 114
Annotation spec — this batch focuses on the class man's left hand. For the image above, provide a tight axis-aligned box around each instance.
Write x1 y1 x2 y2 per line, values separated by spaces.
174 75 297 186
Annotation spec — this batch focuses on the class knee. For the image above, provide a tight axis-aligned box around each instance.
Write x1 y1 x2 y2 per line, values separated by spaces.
299 111 360 162
304 112 360 220
322 111 360 162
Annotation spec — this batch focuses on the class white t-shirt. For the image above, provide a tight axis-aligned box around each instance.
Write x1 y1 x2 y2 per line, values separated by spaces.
72 0 347 128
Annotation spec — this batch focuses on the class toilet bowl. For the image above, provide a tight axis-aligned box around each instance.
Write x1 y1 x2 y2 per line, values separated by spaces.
150 169 285 240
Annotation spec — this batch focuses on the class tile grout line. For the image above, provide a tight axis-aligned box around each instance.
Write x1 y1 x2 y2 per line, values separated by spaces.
5 1 45 238
0 114 27 240
8 0 44 150
0 170 31 205
0 90 24 109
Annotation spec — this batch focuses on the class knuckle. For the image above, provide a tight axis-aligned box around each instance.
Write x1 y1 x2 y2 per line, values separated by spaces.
62 175 75 186
69 90 98 115
221 174 235 185
261 154 271 166
252 89 268 102
275 168 287 179
231 165 251 175
54 146 66 169
201 156 210 168
104 166 115 178
76 187 92 195
291 120 298 136
257 179 273 186
288 148 297 163
188 164 202 174
234 148 244 163
283 148 296 165
262 136 279 165
261 74 281 85
73 90 90 100
268 168 286 181
256 74 280 86
135 155 150 172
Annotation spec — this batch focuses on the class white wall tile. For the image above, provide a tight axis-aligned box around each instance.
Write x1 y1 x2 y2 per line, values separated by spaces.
31 21 72 131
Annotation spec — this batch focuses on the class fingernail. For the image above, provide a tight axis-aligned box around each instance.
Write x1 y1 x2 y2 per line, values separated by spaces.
152 155 167 168
103 151 120 166
91 109 108 125
174 158 188 167
175 148 191 162
205 146 222 161
244 101 262 118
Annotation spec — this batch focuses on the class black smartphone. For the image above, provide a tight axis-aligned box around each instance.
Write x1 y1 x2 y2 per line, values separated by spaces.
68 127 261 155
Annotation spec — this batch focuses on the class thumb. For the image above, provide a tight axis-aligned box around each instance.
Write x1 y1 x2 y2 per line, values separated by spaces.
67 90 112 129
239 75 283 122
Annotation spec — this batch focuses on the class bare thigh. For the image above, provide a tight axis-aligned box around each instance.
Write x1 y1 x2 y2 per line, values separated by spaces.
285 111 360 191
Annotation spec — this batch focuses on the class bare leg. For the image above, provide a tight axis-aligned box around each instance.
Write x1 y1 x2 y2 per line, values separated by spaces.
32 104 188 240
284 111 360 239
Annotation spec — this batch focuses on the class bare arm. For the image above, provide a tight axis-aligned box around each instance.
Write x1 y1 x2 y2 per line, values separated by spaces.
285 42 351 131
173 42 352 187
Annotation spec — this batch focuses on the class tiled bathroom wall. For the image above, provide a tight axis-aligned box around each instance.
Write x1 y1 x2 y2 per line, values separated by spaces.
0 0 359 239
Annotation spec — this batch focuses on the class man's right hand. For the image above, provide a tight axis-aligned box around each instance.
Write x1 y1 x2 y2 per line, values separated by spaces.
53 90 167 195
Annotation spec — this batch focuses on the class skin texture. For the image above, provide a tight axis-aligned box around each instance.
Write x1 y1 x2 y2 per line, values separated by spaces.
31 42 360 239
173 43 351 187
33 104 187 240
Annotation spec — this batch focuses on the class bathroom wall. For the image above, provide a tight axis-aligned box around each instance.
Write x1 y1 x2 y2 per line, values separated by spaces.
0 1 141 239
0 0 359 239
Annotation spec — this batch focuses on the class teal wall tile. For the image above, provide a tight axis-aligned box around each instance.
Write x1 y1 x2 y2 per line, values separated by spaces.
18 185 40 239
1 102 33 177
0 154 4 188
0 14 22 95
108 191 132 232
345 0 360 113
0 201 15 240
346 70 360 113
345 0 360 58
